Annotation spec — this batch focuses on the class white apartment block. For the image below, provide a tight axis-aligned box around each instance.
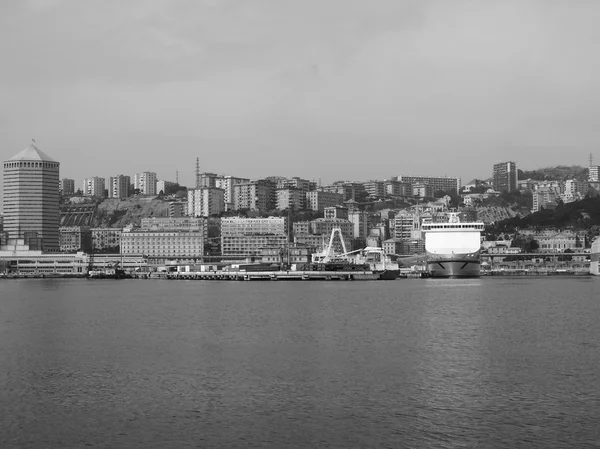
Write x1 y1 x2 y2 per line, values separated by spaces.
397 175 461 194
589 166 600 182
305 190 344 211
82 177 106 197
188 188 225 217
221 217 286 236
134 172 157 195
532 189 557 212
564 179 589 197
233 181 274 211
108 175 130 198
120 229 204 258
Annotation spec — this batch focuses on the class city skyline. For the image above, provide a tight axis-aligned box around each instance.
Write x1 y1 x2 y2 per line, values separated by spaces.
2 1 600 186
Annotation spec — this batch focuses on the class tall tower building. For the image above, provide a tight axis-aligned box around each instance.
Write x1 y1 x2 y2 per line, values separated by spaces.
2 143 60 250
493 161 517 192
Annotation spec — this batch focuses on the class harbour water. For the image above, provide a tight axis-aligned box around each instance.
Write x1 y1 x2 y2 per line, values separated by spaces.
1 277 599 448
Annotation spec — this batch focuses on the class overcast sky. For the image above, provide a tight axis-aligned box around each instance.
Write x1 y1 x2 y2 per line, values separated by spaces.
2 0 600 189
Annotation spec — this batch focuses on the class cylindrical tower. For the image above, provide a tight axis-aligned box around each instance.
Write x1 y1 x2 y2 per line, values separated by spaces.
2 143 60 251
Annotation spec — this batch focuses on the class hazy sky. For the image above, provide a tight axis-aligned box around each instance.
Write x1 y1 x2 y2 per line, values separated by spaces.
2 0 600 189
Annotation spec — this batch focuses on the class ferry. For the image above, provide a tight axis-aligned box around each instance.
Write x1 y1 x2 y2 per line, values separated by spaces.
591 237 600 275
422 212 485 278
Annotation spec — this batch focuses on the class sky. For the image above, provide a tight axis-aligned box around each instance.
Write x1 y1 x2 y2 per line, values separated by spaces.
2 0 600 190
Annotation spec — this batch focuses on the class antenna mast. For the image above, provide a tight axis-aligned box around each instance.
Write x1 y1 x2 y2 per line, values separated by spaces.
590 153 594 167
176 170 179 185
195 157 200 188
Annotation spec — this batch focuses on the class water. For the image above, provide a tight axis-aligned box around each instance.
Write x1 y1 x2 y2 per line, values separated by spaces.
1 277 599 448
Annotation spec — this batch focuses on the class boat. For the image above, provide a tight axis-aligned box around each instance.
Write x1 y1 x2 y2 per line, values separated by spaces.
308 228 400 280
422 212 485 278
591 237 600 275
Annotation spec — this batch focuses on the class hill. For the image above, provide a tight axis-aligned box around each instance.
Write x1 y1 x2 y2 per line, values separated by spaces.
519 165 588 182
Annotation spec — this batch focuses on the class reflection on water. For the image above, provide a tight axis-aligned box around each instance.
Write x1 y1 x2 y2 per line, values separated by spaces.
1 277 599 448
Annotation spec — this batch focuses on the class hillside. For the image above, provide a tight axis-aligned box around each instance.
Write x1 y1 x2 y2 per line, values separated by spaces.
519 165 588 182
92 197 171 228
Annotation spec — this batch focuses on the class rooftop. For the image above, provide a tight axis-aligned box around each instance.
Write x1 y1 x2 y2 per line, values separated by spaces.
7 144 56 162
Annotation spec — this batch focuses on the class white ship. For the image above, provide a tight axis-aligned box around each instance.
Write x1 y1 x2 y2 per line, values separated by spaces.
422 212 484 278
591 237 600 276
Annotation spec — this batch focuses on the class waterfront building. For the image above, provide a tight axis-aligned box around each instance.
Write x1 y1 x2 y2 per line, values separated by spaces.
233 180 275 211
294 234 325 250
382 238 404 256
91 228 122 251
397 175 461 194
221 234 288 258
59 226 92 252
260 244 315 265
82 176 106 197
120 229 204 260
188 187 225 217
276 188 304 211
293 221 310 236
305 190 344 212
536 230 583 252
591 237 600 275
492 161 517 192
134 172 157 195
2 143 60 250
108 174 131 198
221 217 286 236
61 178 75 196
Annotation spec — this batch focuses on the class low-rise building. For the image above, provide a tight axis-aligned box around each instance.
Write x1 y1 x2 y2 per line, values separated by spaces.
221 235 288 258
120 229 204 260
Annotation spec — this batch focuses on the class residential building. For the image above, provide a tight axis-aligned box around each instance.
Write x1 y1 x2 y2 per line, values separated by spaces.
384 180 412 197
532 189 557 213
324 206 349 220
2 143 60 250
276 188 304 211
108 175 131 198
168 201 187 217
294 234 325 249
198 172 221 188
188 187 225 217
221 217 286 236
310 218 354 242
276 177 316 192
564 179 589 197
260 244 315 264
305 190 344 211
82 176 106 197
91 228 122 251
412 183 434 198
61 178 75 195
293 221 310 236
215 175 250 209
493 161 518 192
589 165 600 182
59 226 92 252
156 180 176 195
322 181 367 201
363 180 385 199
397 175 461 194
348 210 368 241
134 172 157 195
233 180 275 211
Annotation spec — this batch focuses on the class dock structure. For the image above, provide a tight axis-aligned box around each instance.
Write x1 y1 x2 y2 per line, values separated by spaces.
166 270 385 281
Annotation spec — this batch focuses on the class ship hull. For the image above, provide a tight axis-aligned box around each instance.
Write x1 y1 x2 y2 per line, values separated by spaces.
427 255 481 278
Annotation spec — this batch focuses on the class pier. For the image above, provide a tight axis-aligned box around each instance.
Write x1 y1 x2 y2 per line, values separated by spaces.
166 270 385 281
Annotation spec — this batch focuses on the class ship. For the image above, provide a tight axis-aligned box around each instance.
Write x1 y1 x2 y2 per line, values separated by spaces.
591 237 600 276
308 228 400 280
422 212 485 278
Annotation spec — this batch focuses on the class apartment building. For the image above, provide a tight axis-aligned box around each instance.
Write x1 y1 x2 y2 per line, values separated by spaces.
305 190 344 211
61 178 75 195
215 175 250 209
108 174 131 198
532 189 557 213
82 177 106 197
91 228 122 251
412 183 434 198
221 217 286 236
120 229 204 259
589 165 600 182
492 161 517 192
324 206 349 220
397 175 461 194
156 180 176 195
233 180 275 211
363 180 385 199
141 217 206 232
188 187 225 217
59 226 92 252
276 189 304 211
134 172 157 195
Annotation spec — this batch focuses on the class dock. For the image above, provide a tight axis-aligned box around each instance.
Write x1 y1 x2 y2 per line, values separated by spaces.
166 270 387 281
